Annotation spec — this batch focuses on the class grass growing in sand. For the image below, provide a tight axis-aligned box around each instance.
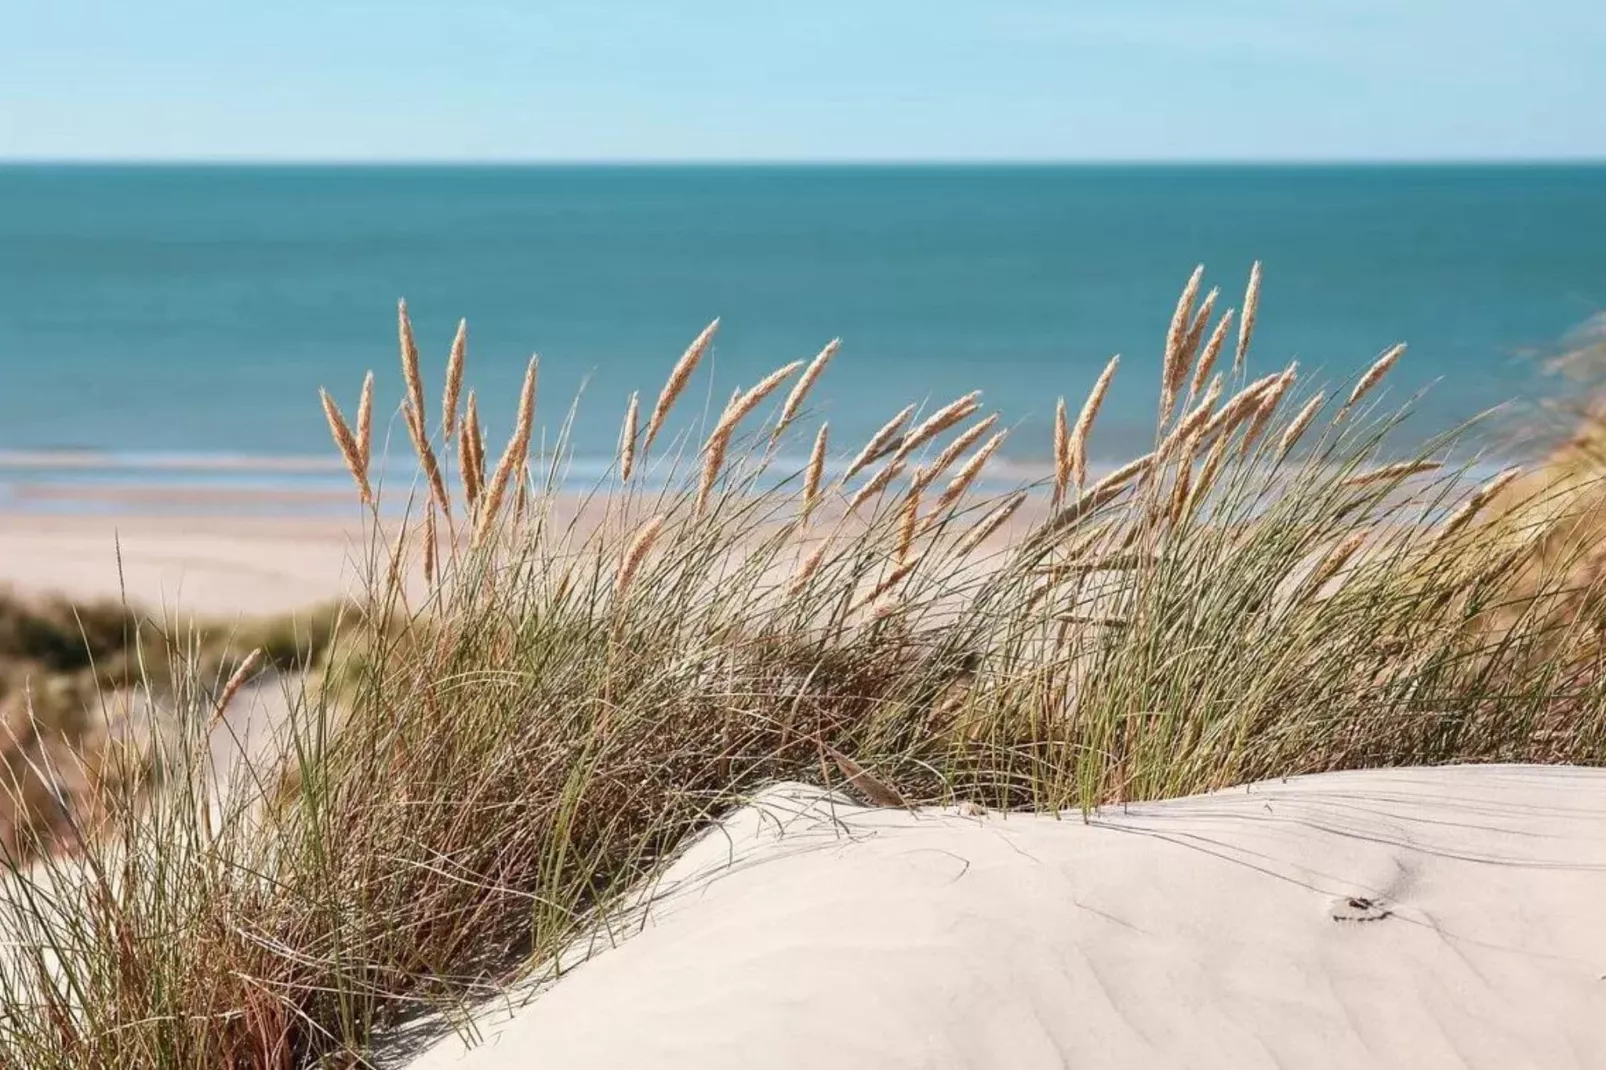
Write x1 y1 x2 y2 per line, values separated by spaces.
0 593 349 862
4 269 1606 1067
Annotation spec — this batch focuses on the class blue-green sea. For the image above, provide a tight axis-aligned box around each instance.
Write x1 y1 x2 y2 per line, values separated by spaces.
1 164 1603 508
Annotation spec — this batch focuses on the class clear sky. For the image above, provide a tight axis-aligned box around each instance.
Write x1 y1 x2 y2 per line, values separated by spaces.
2 0 1602 162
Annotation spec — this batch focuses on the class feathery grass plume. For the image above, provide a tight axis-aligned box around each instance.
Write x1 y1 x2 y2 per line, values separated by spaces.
1189 435 1232 508
1239 362 1299 455
209 647 264 729
842 405 916 484
825 746 909 809
1340 460 1442 489
615 514 665 598
696 362 803 516
618 391 640 484
356 370 374 472
1189 308 1235 401
1158 375 1223 458
1032 451 1157 546
395 303 453 517
1053 397 1071 507
935 429 1008 514
456 414 480 510
1345 343 1406 411
1161 265 1205 424
463 390 487 502
895 484 920 566
803 424 828 524
694 444 723 519
644 318 719 454
914 414 999 492
730 360 805 429
474 355 538 547
847 461 906 514
693 382 746 503
1198 371 1283 444
398 299 427 435
1041 544 1157 582
789 538 830 595
774 338 840 439
892 392 982 465
1434 467 1522 546
422 505 437 589
852 559 919 612
443 318 467 437
1234 260 1262 375
1069 355 1120 489
320 387 372 505
1296 529 1369 604
955 490 1027 557
1178 287 1219 384
1277 392 1327 460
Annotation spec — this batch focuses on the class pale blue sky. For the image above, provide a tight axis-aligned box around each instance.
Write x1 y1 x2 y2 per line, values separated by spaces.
2 0 1602 161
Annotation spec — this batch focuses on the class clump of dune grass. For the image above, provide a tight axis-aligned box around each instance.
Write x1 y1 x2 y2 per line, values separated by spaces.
4 266 1606 1069
0 592 351 868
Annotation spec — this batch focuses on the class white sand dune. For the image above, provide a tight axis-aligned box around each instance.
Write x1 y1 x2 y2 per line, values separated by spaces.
401 765 1606 1070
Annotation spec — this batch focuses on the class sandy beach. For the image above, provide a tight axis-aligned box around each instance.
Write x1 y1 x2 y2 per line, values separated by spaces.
0 511 362 617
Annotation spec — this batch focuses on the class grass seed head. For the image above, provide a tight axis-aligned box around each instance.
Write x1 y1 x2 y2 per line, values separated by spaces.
619 391 640 484
1235 261 1262 374
644 318 719 453
843 405 916 484
775 338 840 439
1346 343 1406 410
616 514 666 597
803 424 828 524
1162 266 1205 424
443 318 467 437
321 387 372 506
1189 307 1234 401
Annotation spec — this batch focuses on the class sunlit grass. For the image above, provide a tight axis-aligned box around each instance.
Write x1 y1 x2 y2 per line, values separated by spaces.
3 267 1605 1067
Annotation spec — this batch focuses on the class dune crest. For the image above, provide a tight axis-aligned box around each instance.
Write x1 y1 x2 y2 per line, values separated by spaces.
400 765 1606 1070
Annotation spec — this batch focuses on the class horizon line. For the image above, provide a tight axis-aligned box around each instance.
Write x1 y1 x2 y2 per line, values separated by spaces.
3 155 1605 169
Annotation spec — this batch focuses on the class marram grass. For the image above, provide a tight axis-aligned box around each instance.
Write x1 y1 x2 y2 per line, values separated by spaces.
4 267 1606 1068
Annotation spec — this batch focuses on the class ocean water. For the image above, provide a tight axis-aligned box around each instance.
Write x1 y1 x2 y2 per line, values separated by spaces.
1 164 1603 509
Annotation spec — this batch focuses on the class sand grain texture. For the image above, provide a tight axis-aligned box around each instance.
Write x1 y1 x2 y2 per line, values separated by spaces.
401 765 1606 1070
